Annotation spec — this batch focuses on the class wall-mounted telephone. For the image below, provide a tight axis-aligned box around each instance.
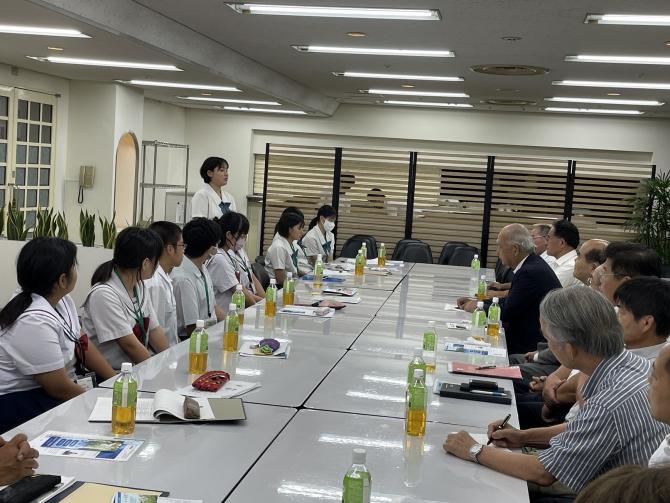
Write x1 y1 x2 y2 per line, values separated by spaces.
78 165 95 203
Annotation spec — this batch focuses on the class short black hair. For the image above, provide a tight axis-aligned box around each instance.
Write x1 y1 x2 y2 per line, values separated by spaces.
276 212 304 238
183 217 222 258
215 211 250 247
552 219 580 249
614 277 670 337
199 156 228 183
605 242 661 278
150 221 182 248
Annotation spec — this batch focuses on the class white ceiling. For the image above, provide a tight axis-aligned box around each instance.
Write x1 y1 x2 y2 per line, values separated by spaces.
5 0 670 117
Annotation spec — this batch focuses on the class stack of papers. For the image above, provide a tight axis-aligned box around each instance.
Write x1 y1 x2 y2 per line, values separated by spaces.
176 380 260 399
277 306 335 318
444 342 507 358
239 340 291 359
30 432 144 462
113 493 202 503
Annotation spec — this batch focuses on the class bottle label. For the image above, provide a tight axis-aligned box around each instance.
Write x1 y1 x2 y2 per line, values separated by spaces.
472 311 486 327
488 306 500 323
267 287 276 302
409 385 426 411
343 476 369 503
422 332 436 351
113 378 137 408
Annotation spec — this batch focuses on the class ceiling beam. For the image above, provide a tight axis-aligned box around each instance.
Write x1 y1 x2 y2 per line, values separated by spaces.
26 0 339 116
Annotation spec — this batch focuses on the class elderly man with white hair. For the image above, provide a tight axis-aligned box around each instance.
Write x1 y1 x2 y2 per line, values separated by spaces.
458 223 561 355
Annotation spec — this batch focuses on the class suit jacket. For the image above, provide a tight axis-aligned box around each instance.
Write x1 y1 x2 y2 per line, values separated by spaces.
500 253 562 355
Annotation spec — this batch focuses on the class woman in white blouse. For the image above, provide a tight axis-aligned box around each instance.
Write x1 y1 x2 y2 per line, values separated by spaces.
265 211 305 286
302 205 337 265
191 156 237 218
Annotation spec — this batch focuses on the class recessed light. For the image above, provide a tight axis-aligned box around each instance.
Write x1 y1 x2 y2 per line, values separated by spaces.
347 32 367 37
607 92 621 96
585 14 670 26
226 4 441 20
179 96 281 105
201 93 212 96
367 88 469 98
400 84 415 88
120 80 239 91
553 80 670 90
546 97 663 106
47 46 63 51
666 41 670 47
545 107 643 115
292 46 454 57
0 25 89 38
565 54 670 65
333 71 463 82
29 56 181 71
223 106 307 115
384 100 473 108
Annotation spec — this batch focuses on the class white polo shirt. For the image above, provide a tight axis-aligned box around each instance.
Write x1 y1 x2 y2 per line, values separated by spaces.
172 257 217 337
146 264 179 346
191 184 237 219
549 249 581 288
207 248 238 312
81 273 159 370
541 250 556 267
0 294 79 395
302 226 335 262
265 234 299 280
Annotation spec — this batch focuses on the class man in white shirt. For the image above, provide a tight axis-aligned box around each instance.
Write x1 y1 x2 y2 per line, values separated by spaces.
191 156 237 219
545 219 582 288
531 223 555 267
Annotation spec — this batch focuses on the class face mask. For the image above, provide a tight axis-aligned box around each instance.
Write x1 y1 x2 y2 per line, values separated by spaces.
234 237 247 252
324 220 336 233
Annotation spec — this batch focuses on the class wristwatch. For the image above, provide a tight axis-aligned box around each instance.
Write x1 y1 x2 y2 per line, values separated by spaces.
469 443 485 464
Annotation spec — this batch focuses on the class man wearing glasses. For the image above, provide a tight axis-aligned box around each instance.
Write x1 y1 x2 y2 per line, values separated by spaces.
531 223 555 267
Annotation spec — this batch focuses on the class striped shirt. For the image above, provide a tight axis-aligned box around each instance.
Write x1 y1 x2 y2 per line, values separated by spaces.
538 350 670 492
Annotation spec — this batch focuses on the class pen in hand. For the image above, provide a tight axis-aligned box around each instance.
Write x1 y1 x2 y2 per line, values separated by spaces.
487 413 512 445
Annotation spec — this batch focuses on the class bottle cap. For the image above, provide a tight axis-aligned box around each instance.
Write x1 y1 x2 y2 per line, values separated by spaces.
477 301 484 309
229 303 238 312
317 254 322 261
287 272 293 279
270 278 276 285
121 362 132 373
381 243 385 246
413 368 424 379
413 348 423 357
480 274 486 279
474 254 479 259
352 448 366 464
428 320 436 327
236 284 243 291
493 297 499 303
196 319 205 328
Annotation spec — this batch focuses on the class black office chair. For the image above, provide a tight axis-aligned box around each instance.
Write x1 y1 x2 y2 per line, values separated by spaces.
340 235 377 259
392 239 422 260
255 255 265 266
447 246 479 267
438 241 470 265
495 257 514 284
252 262 270 290
397 242 433 263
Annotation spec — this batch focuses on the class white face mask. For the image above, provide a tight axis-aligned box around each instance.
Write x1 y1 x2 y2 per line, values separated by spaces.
234 237 247 252
324 220 336 233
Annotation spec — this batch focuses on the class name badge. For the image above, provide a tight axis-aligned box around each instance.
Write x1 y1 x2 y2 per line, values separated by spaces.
75 372 97 391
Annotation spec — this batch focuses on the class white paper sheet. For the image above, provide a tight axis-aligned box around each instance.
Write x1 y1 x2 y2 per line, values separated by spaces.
30 431 144 462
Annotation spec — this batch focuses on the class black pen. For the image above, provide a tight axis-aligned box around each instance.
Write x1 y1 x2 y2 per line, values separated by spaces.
487 413 512 445
476 365 496 370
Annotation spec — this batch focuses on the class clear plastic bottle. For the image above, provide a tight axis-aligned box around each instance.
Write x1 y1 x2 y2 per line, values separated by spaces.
224 303 240 352
188 319 208 374
342 448 371 503
377 243 386 267
407 347 426 384
405 368 427 437
469 254 481 296
471 301 487 340
476 274 487 301
231 284 246 326
283 272 295 306
487 297 501 337
265 278 277 317
112 362 137 435
314 254 324 289
422 321 437 373
355 249 365 277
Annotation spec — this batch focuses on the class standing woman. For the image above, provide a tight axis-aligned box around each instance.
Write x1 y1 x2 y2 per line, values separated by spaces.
302 205 337 265
208 212 265 311
191 157 237 218
0 238 115 432
265 211 305 286
81 227 170 369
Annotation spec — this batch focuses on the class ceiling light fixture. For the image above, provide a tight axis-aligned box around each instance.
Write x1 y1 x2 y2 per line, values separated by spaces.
47 46 63 51
333 71 462 82
400 84 415 88
367 88 469 98
347 32 367 37
546 97 663 106
607 92 621 96
553 80 670 90
565 54 670 65
226 4 440 20
545 107 643 115
179 96 280 105
28 56 181 71
121 80 240 91
385 100 473 108
585 14 670 26
0 25 89 38
222 106 307 114
293 46 454 57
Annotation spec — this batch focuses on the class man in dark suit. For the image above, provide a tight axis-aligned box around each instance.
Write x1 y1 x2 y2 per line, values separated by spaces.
458 223 562 355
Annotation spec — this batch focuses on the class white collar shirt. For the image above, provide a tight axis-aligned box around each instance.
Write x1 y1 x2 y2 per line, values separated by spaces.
146 264 179 346
191 184 237 219
550 249 581 287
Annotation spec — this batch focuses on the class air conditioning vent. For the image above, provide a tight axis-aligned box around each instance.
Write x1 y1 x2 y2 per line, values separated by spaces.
471 64 549 76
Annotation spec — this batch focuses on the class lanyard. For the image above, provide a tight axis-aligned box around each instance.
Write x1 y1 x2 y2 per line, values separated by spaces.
201 272 212 319
290 243 299 269
114 269 148 347
228 250 253 284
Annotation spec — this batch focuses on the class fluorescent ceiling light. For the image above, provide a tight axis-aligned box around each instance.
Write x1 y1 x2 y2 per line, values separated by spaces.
226 4 440 20
368 89 469 98
385 100 473 108
565 54 670 65
553 80 670 90
180 96 279 105
546 97 663 106
223 106 306 114
545 107 643 115
292 45 453 57
28 55 181 71
334 71 462 82
122 80 240 92
0 24 89 38
585 14 670 26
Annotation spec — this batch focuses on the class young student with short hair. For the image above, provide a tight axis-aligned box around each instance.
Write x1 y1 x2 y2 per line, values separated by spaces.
0 237 115 432
191 156 236 218
265 211 305 286
146 221 184 346
82 227 170 369
172 217 224 338
302 205 337 265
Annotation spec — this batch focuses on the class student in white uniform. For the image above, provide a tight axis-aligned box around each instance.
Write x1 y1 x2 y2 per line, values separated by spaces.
208 212 265 312
172 217 224 338
146 221 184 346
272 206 311 276
302 205 337 265
266 211 305 286
82 228 170 370
0 238 115 432
191 156 237 218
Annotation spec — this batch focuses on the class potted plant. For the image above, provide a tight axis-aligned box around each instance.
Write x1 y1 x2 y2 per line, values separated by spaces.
33 208 56 238
7 200 29 241
79 209 96 247
626 172 670 277
99 212 117 249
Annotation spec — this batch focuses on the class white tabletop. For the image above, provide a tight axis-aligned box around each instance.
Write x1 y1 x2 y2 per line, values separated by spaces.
291 282 393 317
3 388 296 503
226 409 529 503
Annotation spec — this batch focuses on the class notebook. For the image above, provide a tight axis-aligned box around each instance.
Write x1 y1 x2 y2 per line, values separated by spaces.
448 362 522 380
